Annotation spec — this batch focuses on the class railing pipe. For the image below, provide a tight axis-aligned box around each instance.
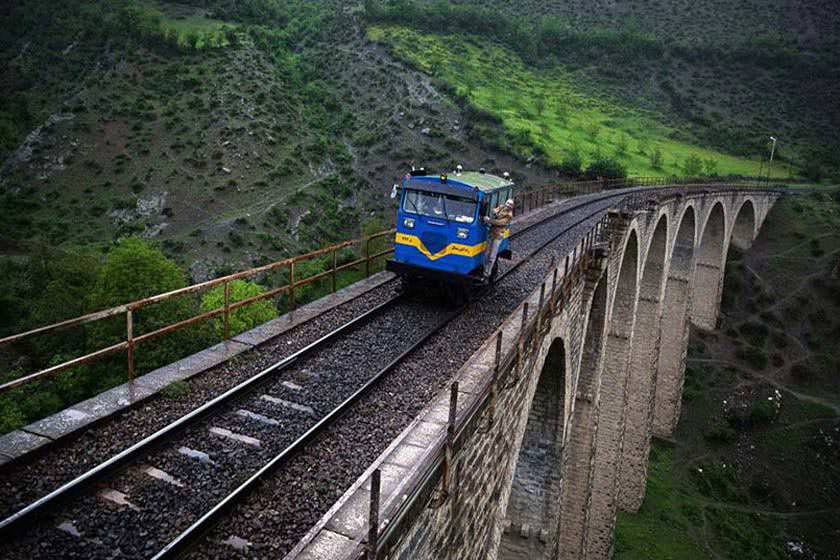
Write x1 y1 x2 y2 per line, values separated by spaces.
126 310 135 382
223 281 231 340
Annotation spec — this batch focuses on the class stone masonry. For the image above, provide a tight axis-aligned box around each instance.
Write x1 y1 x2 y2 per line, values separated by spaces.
287 190 779 560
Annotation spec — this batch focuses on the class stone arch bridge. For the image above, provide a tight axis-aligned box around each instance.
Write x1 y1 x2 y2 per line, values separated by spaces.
338 187 781 560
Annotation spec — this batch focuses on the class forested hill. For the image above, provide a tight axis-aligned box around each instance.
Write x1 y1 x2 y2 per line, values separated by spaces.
2 0 837 276
0 0 837 448
0 0 557 272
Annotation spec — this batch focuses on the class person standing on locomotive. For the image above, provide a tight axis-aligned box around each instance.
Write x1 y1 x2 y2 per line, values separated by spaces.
482 198 514 278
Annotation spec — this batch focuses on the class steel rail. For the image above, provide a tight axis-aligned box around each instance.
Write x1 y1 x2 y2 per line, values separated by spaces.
0 183 783 557
149 186 657 559
0 186 597 537
372 184 787 556
0 184 599 541
0 294 404 535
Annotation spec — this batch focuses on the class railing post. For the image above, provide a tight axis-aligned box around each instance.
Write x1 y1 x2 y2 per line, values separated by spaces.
126 309 134 382
487 331 501 429
442 381 458 498
367 468 381 560
289 261 296 311
223 281 231 340
521 302 529 333
331 247 337 293
365 236 371 278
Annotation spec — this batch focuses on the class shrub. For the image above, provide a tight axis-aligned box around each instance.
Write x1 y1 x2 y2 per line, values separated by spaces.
88 238 205 372
683 154 703 176
750 399 777 424
584 157 627 179
650 147 663 169
161 380 190 400
200 280 278 338
0 396 25 434
704 420 737 443
803 158 823 182
735 346 768 370
739 321 769 347
615 133 628 156
558 150 583 177
703 158 719 176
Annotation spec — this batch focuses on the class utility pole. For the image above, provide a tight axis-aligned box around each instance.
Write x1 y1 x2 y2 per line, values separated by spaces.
766 136 777 183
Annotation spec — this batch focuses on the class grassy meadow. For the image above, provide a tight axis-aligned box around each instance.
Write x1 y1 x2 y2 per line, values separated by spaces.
368 25 787 178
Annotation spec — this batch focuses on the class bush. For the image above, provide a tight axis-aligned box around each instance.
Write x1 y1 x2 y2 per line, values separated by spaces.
200 280 278 338
803 158 823 182
703 158 719 176
88 237 205 372
704 420 737 443
650 147 663 169
161 380 190 400
683 154 703 176
584 157 627 179
750 399 777 424
558 150 583 177
735 346 768 370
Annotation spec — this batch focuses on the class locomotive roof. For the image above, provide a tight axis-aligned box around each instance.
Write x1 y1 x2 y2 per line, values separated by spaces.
412 172 514 193
455 171 514 192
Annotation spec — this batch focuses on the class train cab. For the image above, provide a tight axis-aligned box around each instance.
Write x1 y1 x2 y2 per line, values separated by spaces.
386 170 515 296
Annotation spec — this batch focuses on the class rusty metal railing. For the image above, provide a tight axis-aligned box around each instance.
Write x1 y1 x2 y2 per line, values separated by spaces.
0 229 396 395
0 177 786 398
367 184 786 558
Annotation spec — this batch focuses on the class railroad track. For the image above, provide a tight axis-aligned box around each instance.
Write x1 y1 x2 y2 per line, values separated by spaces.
0 184 745 559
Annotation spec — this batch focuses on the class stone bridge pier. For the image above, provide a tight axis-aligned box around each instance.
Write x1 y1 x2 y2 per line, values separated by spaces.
295 188 780 560
505 190 777 560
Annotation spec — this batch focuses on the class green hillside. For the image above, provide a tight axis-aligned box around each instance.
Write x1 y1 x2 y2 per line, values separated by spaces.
0 0 558 274
368 24 787 178
364 1 840 180
1 0 837 433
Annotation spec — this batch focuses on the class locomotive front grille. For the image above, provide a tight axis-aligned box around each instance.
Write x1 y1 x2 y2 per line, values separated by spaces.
420 232 449 255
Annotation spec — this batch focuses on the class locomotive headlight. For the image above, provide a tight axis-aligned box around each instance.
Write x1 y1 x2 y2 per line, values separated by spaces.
403 218 415 229
456 228 469 239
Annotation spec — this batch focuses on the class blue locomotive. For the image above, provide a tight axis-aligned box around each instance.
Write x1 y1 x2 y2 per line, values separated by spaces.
386 170 515 297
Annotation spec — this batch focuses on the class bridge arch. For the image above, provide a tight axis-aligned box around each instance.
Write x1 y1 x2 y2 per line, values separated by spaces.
616 213 668 512
585 229 640 558
691 201 727 330
731 198 757 250
557 269 608 560
500 337 568 559
653 203 696 436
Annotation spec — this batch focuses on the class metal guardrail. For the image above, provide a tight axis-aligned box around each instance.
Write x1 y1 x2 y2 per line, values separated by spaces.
0 177 787 397
366 184 785 559
0 229 395 394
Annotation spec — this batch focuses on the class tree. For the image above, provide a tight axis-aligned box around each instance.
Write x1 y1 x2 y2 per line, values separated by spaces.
615 133 628 156
703 158 719 176
363 216 388 274
584 157 627 179
222 25 238 47
185 30 200 50
683 154 703 176
558 150 583 177
28 253 101 365
200 280 277 338
650 147 663 169
87 238 204 373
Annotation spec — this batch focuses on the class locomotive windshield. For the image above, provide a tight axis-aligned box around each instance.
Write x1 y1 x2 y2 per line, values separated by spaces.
403 190 476 224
